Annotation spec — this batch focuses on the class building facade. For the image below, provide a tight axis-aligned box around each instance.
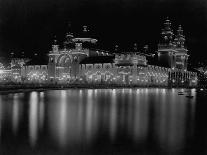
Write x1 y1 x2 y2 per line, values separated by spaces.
1 21 197 87
46 23 197 87
157 18 197 87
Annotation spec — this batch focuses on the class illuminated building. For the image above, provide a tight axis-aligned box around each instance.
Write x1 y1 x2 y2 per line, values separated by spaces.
48 26 98 82
22 65 48 83
0 63 11 82
4 21 197 87
158 18 188 69
47 24 195 87
10 58 29 82
18 57 48 83
157 18 197 87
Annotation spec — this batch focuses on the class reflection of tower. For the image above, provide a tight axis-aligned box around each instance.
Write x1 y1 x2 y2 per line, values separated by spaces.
158 18 188 70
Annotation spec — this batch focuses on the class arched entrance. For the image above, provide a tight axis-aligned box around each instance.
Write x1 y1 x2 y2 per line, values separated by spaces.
56 54 72 81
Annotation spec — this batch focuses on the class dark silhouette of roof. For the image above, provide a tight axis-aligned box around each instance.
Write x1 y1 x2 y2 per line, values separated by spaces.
26 57 48 65
80 56 114 64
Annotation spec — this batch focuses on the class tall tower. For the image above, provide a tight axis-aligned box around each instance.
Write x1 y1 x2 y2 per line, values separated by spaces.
158 18 188 70
48 38 59 80
173 25 188 70
158 18 175 68
63 22 75 49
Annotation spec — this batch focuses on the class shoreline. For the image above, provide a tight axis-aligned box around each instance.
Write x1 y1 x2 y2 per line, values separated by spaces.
0 84 199 94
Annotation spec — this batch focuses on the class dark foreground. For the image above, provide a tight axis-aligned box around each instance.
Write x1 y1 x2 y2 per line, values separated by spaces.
0 88 207 155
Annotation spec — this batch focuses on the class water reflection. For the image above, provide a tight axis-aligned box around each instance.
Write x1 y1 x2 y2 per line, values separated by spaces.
28 91 45 147
39 92 45 130
0 96 2 138
29 92 39 147
12 95 20 134
0 88 198 154
133 89 149 142
46 89 196 151
109 89 117 140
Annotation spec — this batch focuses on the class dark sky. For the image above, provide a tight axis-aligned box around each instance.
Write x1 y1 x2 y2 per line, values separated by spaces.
0 0 207 65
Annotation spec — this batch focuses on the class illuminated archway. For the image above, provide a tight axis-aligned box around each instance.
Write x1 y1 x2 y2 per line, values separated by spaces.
56 54 73 80
56 54 72 67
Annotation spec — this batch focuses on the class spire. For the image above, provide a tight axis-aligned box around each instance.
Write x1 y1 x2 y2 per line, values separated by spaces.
10 52 14 58
64 24 74 49
67 21 72 32
160 17 174 44
143 45 149 53
52 35 59 52
21 51 25 58
83 25 89 33
174 25 185 48
163 17 172 31
53 35 58 45
133 43 138 51
82 25 89 38
65 21 74 39
177 25 184 36
114 44 119 53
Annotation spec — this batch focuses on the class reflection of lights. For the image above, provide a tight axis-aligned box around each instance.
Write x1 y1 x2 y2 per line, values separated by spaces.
156 88 191 149
144 88 148 93
172 88 175 93
191 89 196 96
133 89 149 141
88 89 93 97
110 89 117 140
94 89 97 94
86 89 95 141
79 90 83 97
29 92 38 147
155 88 159 94
161 89 166 94
12 95 20 134
39 92 45 129
58 90 67 147
0 96 2 137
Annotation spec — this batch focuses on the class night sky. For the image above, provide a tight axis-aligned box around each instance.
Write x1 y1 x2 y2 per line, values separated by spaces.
0 0 207 65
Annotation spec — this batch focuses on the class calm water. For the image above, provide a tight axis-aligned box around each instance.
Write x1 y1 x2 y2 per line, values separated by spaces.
0 88 206 155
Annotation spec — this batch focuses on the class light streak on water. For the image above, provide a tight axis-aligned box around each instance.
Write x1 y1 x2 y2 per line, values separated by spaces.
29 92 38 147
